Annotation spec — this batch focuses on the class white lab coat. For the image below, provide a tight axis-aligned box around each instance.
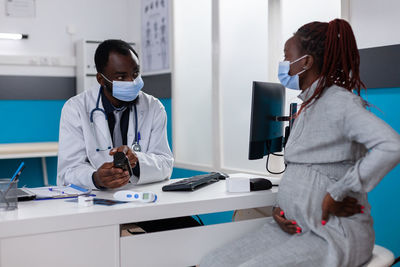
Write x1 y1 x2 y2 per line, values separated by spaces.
57 86 174 189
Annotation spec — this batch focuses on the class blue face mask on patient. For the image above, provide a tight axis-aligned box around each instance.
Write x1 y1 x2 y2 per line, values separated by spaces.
277 55 308 90
101 74 144 102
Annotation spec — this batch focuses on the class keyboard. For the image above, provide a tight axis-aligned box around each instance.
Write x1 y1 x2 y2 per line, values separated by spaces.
162 172 229 191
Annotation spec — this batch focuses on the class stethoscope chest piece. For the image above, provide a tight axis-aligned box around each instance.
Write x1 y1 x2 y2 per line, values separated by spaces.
132 142 141 152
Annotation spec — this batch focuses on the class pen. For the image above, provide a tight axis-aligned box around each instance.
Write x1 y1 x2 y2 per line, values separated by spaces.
10 162 25 183
138 132 141 143
48 188 65 194
5 161 25 192
1 162 25 208
35 194 96 201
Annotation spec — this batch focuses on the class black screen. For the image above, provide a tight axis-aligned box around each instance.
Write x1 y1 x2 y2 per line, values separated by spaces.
248 81 285 160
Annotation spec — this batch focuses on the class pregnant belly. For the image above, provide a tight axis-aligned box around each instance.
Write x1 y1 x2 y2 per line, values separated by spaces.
276 164 331 228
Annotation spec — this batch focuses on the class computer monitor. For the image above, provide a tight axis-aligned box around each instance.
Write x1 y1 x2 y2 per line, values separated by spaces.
248 81 285 160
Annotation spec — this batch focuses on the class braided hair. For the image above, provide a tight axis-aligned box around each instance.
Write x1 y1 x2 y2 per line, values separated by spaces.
295 19 365 113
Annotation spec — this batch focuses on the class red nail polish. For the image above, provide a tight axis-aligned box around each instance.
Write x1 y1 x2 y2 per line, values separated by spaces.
361 210 364 213
361 206 365 209
280 211 284 216
321 220 326 225
297 227 301 231
296 230 301 234
292 221 297 225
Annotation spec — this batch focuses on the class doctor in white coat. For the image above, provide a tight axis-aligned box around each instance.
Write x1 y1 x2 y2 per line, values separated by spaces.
57 39 173 189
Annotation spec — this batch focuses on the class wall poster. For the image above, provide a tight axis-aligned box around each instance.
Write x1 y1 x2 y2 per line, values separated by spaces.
141 0 170 74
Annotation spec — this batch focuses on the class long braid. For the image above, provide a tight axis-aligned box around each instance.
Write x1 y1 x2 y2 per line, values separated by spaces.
295 19 365 114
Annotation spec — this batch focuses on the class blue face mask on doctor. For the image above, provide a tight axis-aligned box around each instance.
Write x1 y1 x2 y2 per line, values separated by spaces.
277 55 309 90
101 73 144 102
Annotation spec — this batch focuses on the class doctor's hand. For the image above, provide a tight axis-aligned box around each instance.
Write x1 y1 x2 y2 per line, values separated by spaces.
273 207 302 235
109 145 138 169
93 162 131 189
321 193 364 225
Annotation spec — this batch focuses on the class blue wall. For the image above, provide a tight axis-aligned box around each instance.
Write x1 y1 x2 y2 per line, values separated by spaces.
0 100 64 143
361 88 400 257
0 100 63 187
1 89 399 255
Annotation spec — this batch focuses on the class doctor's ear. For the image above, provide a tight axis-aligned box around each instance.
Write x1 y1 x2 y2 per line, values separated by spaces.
96 73 104 86
96 73 105 86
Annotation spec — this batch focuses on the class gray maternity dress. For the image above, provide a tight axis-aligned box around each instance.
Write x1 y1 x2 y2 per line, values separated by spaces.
200 81 400 267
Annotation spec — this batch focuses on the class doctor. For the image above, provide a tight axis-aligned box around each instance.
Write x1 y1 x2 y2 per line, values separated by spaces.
57 39 173 189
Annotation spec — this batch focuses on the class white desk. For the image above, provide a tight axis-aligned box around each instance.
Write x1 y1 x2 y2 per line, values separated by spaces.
0 179 277 267
0 142 58 186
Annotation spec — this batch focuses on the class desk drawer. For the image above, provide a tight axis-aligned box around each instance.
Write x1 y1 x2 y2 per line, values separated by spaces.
1 225 119 267
120 217 268 267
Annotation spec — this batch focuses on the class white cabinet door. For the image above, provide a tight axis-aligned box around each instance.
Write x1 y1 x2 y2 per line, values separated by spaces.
121 218 268 267
0 225 119 267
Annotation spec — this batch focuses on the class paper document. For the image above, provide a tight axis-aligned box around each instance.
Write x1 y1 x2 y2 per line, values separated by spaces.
228 173 281 185
26 184 91 199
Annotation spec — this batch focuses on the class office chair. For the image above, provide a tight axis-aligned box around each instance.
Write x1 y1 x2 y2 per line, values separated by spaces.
365 245 395 267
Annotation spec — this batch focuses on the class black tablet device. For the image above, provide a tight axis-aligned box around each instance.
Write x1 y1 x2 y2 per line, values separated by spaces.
16 188 36 201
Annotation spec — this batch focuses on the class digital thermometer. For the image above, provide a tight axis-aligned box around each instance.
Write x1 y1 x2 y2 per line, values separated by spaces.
113 190 157 203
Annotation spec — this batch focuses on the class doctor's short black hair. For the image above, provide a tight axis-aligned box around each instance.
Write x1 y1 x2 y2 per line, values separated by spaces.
94 39 139 73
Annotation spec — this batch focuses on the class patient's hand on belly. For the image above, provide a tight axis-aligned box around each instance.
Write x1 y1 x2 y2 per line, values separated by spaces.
273 207 302 235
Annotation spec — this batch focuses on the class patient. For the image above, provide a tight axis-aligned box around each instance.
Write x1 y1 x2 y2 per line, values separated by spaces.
200 19 400 267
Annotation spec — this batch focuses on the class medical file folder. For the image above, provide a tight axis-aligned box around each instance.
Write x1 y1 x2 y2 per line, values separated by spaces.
25 184 91 199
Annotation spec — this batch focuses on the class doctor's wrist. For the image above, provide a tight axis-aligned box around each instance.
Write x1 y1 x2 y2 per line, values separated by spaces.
92 172 106 190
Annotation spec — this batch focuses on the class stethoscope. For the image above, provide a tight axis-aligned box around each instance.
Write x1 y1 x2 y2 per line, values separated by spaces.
90 88 141 152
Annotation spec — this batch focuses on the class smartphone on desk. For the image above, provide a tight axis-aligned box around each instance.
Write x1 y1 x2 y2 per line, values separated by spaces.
94 198 127 206
65 198 127 206
16 188 36 201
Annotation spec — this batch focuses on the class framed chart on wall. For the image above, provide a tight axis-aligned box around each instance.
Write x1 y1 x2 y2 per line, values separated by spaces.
141 0 170 75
